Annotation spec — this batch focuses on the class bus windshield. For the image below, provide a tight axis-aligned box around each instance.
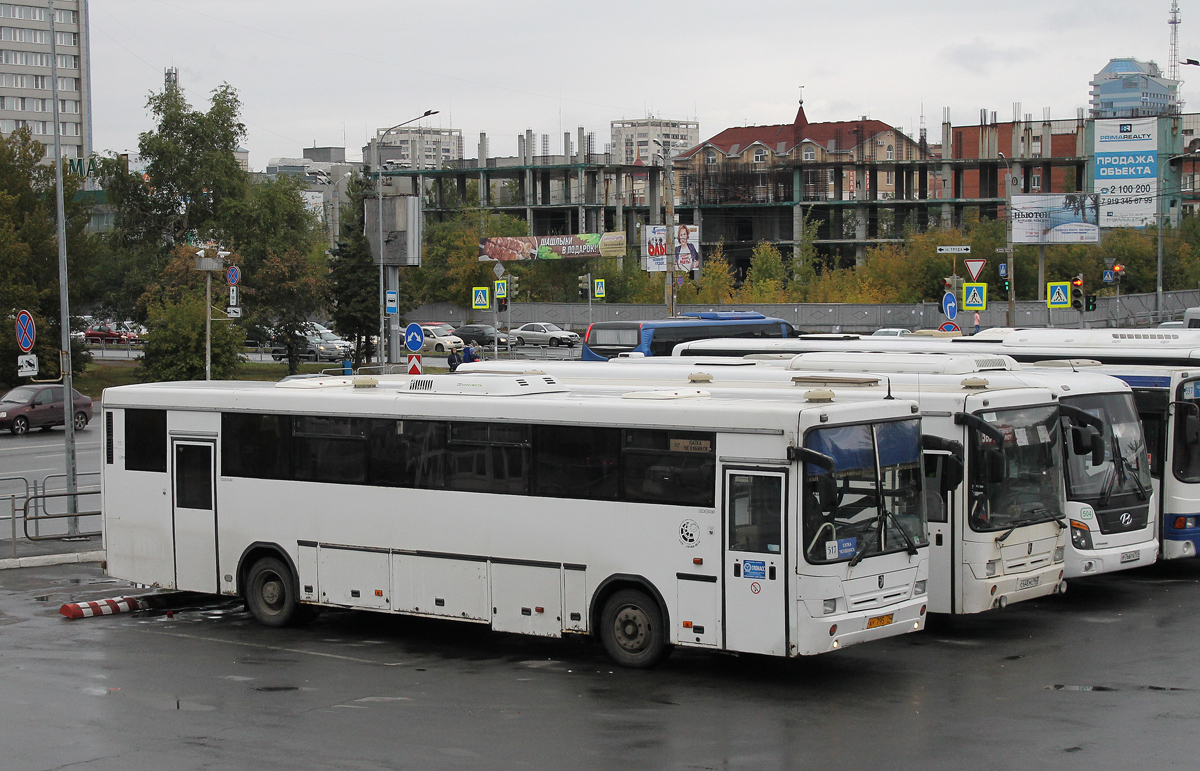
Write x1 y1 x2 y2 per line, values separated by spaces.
1061 393 1150 507
803 418 927 564
968 405 1064 532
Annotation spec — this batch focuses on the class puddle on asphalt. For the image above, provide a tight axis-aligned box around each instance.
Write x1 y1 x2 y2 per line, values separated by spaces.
1049 684 1191 692
254 686 299 692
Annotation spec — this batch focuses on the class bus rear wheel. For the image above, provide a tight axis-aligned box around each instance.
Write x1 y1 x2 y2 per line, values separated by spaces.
600 589 671 668
245 556 304 628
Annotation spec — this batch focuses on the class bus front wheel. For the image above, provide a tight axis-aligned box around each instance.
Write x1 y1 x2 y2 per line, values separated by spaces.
246 556 303 628
600 589 671 668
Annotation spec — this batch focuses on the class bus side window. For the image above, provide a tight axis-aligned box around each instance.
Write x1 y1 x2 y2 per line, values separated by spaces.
923 454 948 523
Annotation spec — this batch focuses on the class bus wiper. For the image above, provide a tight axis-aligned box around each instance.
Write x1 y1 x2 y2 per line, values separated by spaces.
883 509 920 556
848 524 881 568
1099 433 1149 506
994 509 1062 543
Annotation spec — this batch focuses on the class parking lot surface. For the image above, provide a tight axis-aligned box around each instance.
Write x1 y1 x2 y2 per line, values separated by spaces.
3 558 1200 770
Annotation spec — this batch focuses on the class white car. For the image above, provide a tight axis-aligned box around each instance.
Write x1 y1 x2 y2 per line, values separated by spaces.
512 323 580 347
419 325 463 353
871 328 911 337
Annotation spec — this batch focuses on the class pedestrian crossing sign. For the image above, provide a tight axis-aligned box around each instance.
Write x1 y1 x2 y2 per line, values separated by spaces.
962 283 986 311
472 286 490 310
1047 281 1071 309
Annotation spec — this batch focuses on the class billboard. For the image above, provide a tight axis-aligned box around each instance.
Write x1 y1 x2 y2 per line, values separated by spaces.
1093 118 1157 228
642 224 701 273
1010 193 1100 243
478 232 625 261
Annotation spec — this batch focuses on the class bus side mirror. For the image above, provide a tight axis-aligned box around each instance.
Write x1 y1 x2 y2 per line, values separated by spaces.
810 474 837 513
1091 429 1106 467
941 456 964 494
1070 425 1091 456
984 449 1005 484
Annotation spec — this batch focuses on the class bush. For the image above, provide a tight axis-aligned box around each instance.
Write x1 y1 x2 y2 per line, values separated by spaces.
139 295 245 381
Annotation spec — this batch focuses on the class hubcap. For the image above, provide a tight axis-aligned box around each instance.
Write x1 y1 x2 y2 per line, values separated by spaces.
613 605 649 652
260 576 284 610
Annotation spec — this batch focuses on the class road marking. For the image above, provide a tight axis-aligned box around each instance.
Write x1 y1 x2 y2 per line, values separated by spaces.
139 628 408 666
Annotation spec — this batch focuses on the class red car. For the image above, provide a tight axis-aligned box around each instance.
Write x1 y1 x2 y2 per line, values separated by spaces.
0 384 93 434
84 323 133 345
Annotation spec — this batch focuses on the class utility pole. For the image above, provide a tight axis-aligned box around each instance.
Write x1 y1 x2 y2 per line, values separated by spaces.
662 140 677 316
49 0 77 534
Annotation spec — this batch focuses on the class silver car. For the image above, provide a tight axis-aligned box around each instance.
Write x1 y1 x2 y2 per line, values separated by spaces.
513 322 580 347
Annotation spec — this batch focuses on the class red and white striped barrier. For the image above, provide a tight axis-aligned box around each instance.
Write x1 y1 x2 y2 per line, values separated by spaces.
59 596 150 620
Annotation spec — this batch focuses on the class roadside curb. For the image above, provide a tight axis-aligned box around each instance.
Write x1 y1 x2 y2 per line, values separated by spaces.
0 551 105 570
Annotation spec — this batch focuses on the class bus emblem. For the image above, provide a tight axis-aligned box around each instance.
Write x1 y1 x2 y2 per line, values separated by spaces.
1120 512 1132 526
679 519 700 547
1027 543 1033 555
878 575 884 589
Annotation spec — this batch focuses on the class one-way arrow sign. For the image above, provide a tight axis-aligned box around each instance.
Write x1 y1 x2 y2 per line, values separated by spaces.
964 258 987 282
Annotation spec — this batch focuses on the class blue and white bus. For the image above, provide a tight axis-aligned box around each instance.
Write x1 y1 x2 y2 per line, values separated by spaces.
581 311 795 361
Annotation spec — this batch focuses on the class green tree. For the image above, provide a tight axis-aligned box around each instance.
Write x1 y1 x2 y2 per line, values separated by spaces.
139 294 244 382
329 174 381 365
95 82 247 250
415 209 527 312
251 248 328 375
735 241 787 302
679 241 734 304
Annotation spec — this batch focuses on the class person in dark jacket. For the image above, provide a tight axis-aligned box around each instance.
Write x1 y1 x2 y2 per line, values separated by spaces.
446 346 463 372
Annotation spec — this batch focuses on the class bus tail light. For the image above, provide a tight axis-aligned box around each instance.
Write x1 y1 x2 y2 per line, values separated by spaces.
584 323 594 344
823 599 837 615
1174 517 1197 530
828 624 838 636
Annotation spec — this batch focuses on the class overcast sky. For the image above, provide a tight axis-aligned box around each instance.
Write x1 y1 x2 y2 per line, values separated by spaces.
89 0 1197 169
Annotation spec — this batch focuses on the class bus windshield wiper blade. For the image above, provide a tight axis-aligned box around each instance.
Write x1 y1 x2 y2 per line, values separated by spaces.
848 524 881 568
883 509 920 555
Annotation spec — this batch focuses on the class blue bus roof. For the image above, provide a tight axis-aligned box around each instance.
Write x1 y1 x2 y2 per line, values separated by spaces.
679 312 768 321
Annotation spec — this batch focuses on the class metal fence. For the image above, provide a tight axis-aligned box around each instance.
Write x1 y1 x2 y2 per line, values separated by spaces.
406 289 1200 334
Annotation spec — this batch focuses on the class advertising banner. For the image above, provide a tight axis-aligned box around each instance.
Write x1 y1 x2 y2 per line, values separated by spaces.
478 232 625 261
642 224 701 273
1010 194 1100 243
1093 118 1157 228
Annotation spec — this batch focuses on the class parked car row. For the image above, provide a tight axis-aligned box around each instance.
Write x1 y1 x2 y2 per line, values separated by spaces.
83 321 145 346
412 322 579 352
268 323 352 362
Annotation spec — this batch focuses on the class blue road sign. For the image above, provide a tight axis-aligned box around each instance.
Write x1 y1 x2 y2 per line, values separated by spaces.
942 292 958 320
385 290 398 315
15 309 34 353
404 323 424 353
1047 282 1071 309
998 262 1008 278
962 283 987 311
939 321 961 333
226 265 241 286
1103 270 1115 283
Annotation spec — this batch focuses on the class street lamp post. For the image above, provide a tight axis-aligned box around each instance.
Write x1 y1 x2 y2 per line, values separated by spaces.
374 110 437 365
654 138 677 316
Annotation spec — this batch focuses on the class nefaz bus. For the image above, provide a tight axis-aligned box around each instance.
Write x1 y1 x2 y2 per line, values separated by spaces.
101 374 929 667
582 311 795 361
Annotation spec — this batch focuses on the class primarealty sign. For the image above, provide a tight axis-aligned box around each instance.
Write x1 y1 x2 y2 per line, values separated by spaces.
1093 118 1157 228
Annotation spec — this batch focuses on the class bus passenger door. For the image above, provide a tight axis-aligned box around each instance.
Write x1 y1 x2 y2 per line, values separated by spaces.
172 440 218 593
923 452 955 614
723 468 787 656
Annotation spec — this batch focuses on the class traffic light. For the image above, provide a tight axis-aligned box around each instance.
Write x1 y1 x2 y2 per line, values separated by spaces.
508 274 520 299
1070 275 1084 311
1001 278 1011 293
1113 264 1125 282
498 296 508 312
1084 295 1097 312
578 273 591 299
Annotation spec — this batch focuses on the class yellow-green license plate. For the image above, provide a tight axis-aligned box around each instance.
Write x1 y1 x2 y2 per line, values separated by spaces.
866 613 894 629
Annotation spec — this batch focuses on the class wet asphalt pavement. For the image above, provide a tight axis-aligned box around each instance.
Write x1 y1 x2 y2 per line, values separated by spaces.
3 558 1200 770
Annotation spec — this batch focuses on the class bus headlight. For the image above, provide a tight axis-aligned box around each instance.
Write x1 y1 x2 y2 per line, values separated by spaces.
985 560 999 578
823 598 837 615
1054 546 1065 563
1070 520 1093 550
913 580 926 596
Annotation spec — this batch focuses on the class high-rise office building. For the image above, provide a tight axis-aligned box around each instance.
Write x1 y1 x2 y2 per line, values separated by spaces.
0 0 91 160
1089 57 1179 118
611 117 700 164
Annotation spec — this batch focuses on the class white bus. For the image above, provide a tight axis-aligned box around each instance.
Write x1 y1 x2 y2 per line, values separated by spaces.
464 354 1077 614
101 374 930 667
676 332 1179 564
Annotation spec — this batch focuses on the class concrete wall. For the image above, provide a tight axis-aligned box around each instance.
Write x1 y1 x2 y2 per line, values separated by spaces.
404 289 1200 335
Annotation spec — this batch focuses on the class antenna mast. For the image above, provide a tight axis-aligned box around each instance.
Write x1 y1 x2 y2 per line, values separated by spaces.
1169 0 1181 82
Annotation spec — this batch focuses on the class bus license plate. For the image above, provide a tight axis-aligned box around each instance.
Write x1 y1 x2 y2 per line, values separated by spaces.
866 613 894 629
1017 576 1040 590
1121 551 1140 563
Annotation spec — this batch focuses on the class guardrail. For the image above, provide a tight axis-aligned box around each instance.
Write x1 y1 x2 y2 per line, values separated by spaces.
23 488 101 542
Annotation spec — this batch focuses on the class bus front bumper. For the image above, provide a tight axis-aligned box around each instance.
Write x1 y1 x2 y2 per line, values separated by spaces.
1065 539 1159 578
793 597 926 656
